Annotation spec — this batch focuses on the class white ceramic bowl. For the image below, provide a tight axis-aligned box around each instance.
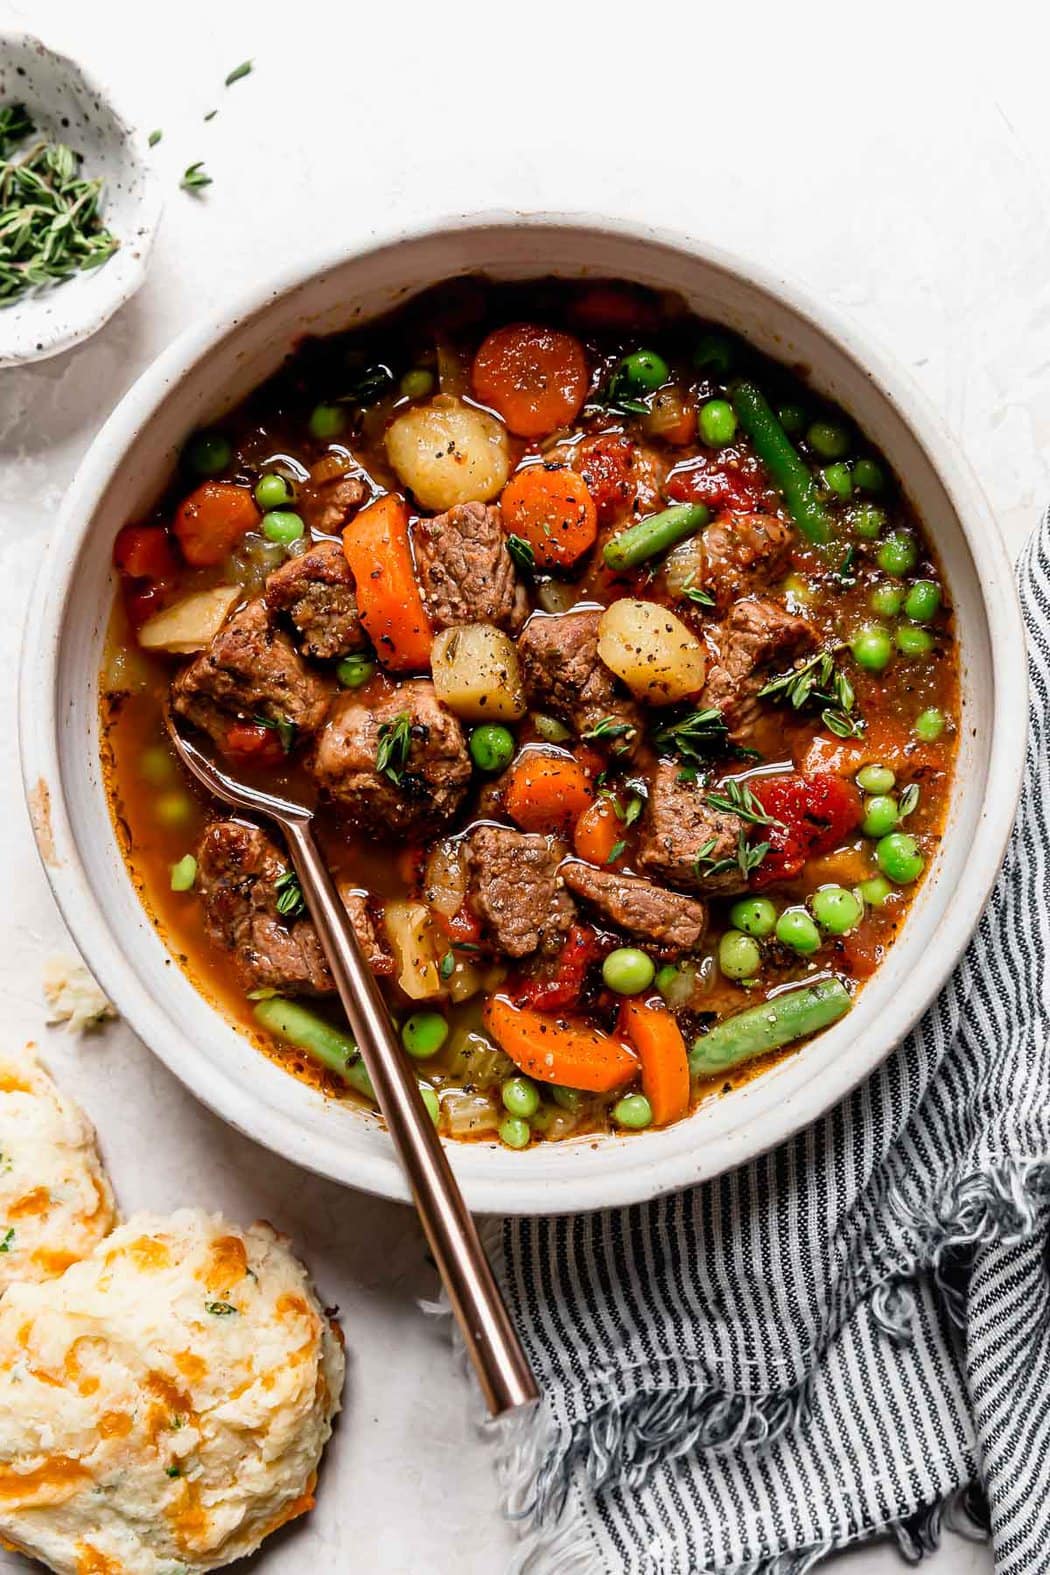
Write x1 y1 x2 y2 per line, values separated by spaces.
0 32 162 366
19 214 1029 1214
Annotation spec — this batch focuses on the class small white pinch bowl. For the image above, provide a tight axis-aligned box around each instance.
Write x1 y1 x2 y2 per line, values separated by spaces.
0 31 162 366
19 214 1029 1214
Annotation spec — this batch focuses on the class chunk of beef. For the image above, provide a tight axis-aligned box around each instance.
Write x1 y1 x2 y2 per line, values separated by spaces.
701 598 818 745
698 512 794 612
172 599 331 749
337 886 394 976
637 761 750 896
413 502 527 631
310 680 471 837
298 453 370 535
464 825 576 957
517 609 642 753
265 540 368 661
196 821 332 996
560 860 707 952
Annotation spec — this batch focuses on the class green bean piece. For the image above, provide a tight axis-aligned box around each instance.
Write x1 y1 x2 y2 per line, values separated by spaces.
254 998 376 1102
689 977 851 1079
603 503 709 571
729 381 833 545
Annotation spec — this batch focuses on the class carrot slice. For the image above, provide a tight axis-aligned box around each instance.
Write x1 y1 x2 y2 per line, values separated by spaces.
573 797 625 866
505 753 594 835
472 323 589 438
172 482 260 568
500 467 597 569
484 996 637 1093
342 493 431 672
619 998 690 1127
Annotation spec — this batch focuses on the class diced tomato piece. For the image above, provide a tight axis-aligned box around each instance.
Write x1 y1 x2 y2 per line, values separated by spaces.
513 923 601 1013
665 457 766 514
571 284 661 334
113 525 179 581
224 722 287 767
433 902 483 945
576 434 636 525
123 581 168 628
751 771 863 888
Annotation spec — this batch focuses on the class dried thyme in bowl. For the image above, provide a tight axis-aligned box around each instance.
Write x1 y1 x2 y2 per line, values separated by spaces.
0 104 120 306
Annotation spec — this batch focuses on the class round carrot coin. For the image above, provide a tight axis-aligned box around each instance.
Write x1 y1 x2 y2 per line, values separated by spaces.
472 322 589 438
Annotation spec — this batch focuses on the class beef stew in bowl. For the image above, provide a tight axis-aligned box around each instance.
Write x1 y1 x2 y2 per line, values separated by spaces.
101 276 958 1149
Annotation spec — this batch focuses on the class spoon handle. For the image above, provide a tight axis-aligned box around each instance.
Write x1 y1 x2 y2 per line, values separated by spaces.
282 818 538 1417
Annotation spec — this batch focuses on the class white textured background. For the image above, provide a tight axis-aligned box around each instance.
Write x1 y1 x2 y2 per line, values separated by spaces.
3 1 1049 1569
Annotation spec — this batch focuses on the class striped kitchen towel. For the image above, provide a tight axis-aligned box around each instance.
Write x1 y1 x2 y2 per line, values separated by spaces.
493 513 1050 1574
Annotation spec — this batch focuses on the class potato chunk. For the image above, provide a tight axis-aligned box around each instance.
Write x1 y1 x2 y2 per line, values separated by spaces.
385 395 509 510
597 599 707 706
431 624 526 721
383 900 445 1000
136 586 241 654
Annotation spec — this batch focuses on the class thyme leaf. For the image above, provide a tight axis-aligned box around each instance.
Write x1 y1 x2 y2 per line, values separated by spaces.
274 870 305 920
704 777 785 831
180 161 212 192
375 712 412 785
0 124 120 302
651 706 728 763
506 534 535 575
225 60 254 86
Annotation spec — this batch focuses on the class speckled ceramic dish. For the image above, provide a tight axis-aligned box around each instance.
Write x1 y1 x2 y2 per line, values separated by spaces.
0 32 162 366
19 215 1029 1214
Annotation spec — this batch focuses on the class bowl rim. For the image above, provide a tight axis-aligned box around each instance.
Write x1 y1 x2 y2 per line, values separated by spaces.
0 28 164 366
19 209 1030 1213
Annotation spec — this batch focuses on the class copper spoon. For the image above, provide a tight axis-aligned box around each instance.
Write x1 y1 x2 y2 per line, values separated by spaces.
165 708 538 1417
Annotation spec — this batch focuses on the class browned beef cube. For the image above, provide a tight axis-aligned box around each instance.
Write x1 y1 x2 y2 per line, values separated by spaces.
310 680 471 837
464 825 576 957
298 453 370 535
413 502 527 631
517 609 641 753
337 885 394 977
196 820 333 996
172 599 331 750
698 512 794 612
637 761 749 896
701 598 818 746
560 860 707 952
265 540 368 661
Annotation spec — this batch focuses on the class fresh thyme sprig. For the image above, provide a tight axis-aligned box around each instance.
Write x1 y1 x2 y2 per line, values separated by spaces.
651 706 728 764
274 870 305 920
506 534 535 575
0 116 120 304
694 831 770 882
704 777 785 831
757 648 863 739
254 714 296 753
581 714 637 749
375 712 412 785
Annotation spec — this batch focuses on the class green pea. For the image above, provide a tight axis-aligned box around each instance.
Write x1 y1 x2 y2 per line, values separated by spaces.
693 332 735 377
551 1086 583 1112
170 854 198 892
859 875 893 907
775 907 822 955
309 403 346 440
400 367 435 400
821 463 853 498
254 472 294 510
612 1093 653 1130
862 794 899 838
140 744 175 786
877 532 918 575
896 624 934 657
852 457 886 493
850 624 893 673
400 1012 448 1060
502 1077 540 1119
655 963 680 994
185 430 231 476
336 654 376 688
261 509 305 546
469 724 515 774
499 1116 532 1149
728 897 777 938
420 1086 441 1126
619 349 669 391
718 930 761 980
870 581 905 617
903 580 941 623
811 884 863 934
915 707 945 742
856 763 895 795
851 503 887 540
876 832 925 884
602 947 655 996
777 402 807 436
807 420 850 460
698 398 737 448
155 791 194 829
